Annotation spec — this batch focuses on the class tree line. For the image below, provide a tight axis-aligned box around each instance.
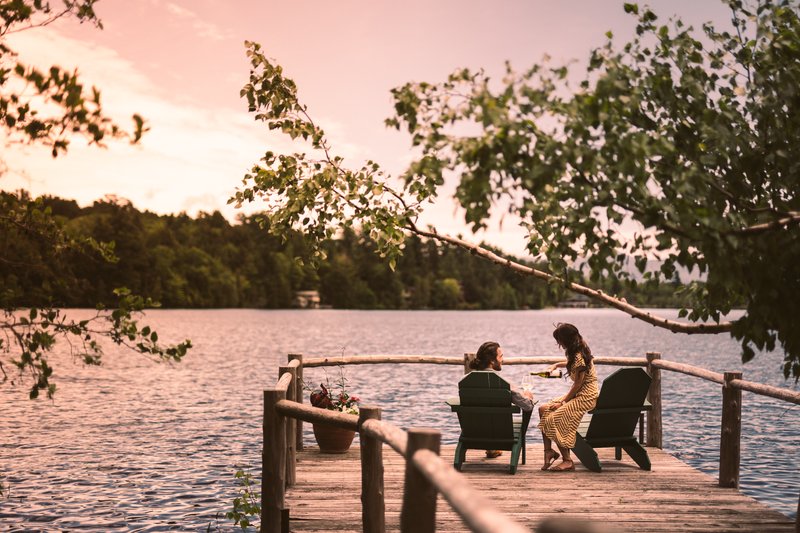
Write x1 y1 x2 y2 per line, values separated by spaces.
1 191 691 311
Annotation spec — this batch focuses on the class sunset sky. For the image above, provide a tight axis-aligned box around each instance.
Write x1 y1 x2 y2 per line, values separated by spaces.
2 0 733 255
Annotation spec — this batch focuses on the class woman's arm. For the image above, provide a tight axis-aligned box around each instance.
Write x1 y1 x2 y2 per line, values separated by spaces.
546 360 567 373
563 370 586 401
549 369 586 408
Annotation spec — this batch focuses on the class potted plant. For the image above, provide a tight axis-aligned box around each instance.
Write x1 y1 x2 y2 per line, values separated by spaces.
308 368 361 453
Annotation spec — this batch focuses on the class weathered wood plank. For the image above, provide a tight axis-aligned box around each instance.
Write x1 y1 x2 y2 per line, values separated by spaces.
284 445 793 533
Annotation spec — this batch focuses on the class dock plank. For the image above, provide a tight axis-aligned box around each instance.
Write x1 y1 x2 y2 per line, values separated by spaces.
284 445 793 532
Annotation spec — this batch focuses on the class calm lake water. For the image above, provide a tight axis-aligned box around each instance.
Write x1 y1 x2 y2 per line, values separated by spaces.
1 308 798 531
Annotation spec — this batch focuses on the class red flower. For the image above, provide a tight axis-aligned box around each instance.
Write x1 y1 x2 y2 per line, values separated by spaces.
308 373 361 412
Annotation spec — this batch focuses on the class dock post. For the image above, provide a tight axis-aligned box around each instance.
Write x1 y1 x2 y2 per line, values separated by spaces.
401 428 441 533
262 388 287 533
719 371 742 488
288 353 304 451
359 406 385 533
279 365 297 487
463 353 473 374
646 351 663 448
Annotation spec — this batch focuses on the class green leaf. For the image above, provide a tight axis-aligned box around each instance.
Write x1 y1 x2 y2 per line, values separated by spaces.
623 3 639 14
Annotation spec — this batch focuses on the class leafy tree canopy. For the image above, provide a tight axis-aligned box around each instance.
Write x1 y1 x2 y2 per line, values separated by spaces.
0 0 186 406
231 0 800 379
1 0 145 155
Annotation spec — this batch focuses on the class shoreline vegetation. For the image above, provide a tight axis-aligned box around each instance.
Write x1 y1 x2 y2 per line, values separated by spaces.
2 191 703 311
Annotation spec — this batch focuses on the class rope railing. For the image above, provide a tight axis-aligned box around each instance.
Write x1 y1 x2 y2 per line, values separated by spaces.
263 352 800 532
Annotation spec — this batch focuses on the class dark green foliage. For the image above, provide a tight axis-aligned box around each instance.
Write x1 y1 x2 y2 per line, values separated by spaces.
234 1 800 380
1 191 694 312
0 192 536 309
1 1 146 154
0 192 192 400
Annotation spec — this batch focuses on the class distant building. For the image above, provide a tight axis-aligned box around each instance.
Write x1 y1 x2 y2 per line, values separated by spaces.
558 294 590 308
294 290 321 309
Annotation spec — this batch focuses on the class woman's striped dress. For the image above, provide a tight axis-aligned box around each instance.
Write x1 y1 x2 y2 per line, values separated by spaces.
537 353 599 448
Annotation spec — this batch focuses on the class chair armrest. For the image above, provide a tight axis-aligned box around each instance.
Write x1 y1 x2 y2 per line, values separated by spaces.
588 405 650 415
519 409 533 434
450 405 520 414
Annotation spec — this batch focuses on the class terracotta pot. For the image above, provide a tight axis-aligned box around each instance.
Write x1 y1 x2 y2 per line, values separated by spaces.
312 422 356 454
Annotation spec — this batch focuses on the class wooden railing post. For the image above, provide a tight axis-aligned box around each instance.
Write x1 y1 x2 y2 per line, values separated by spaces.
279 365 297 487
719 371 743 488
262 388 287 533
359 406 385 533
400 428 441 533
646 351 663 448
288 353 304 451
463 353 473 374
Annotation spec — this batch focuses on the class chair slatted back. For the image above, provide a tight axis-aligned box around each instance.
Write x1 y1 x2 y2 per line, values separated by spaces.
457 371 515 441
586 367 652 441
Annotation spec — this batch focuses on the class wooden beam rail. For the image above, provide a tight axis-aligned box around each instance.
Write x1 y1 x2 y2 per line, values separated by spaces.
361 418 408 456
276 399 359 430
650 359 725 384
304 355 464 367
411 448 530 533
275 372 292 390
304 355 649 367
263 368 532 532
729 378 800 405
269 352 800 532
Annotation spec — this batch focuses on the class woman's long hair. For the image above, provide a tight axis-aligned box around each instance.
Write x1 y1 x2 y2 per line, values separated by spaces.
469 341 500 371
553 323 593 374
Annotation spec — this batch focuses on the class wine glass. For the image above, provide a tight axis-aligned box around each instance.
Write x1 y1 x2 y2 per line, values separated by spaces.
521 375 533 393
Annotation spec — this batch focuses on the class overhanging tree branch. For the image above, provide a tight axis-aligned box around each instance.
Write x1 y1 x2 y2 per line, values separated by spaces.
409 226 734 334
728 212 800 235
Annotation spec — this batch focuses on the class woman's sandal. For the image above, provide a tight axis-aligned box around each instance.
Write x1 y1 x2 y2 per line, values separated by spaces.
485 450 502 459
541 450 560 470
548 460 575 472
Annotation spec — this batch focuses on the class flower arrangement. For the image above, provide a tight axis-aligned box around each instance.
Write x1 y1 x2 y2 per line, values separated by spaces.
308 367 360 415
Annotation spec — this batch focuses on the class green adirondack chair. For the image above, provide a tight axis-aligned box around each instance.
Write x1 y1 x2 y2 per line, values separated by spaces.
572 367 653 473
446 371 532 474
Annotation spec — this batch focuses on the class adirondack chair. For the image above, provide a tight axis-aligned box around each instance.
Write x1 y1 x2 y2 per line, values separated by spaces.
446 371 532 474
572 367 653 473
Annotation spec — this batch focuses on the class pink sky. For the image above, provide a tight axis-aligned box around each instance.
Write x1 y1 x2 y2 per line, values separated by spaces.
2 0 732 255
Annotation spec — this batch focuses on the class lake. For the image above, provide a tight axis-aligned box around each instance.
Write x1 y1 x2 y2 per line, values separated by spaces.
1 308 798 531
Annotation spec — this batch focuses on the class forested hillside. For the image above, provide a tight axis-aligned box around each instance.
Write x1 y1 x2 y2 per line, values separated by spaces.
1 192 689 310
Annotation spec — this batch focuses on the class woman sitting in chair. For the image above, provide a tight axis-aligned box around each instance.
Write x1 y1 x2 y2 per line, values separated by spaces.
469 341 535 458
538 323 599 471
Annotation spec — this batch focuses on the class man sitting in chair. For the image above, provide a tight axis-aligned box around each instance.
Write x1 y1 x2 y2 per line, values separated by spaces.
468 341 535 458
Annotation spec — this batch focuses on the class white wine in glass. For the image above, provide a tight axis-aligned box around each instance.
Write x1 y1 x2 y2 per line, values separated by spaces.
521 375 534 392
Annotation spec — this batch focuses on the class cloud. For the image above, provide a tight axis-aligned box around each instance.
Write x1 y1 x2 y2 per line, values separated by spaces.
0 28 298 220
163 2 233 42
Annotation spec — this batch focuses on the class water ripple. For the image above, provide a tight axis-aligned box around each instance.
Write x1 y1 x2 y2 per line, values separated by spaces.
1 308 797 530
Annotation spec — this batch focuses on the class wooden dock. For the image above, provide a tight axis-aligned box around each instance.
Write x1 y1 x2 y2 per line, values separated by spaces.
285 444 794 533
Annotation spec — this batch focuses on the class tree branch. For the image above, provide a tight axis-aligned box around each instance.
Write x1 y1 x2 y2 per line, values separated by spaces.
727 212 800 235
408 225 735 334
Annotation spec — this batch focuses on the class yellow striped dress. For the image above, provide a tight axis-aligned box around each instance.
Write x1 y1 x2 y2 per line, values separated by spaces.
537 352 599 448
